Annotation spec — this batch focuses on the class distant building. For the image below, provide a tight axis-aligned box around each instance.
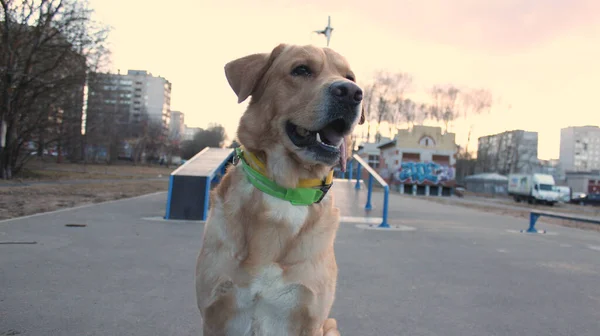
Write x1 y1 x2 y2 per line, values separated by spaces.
86 69 172 139
377 125 457 197
183 126 203 141
464 173 508 195
356 137 391 170
536 158 564 182
169 111 185 141
559 126 600 172
564 170 600 195
85 69 172 160
477 130 538 175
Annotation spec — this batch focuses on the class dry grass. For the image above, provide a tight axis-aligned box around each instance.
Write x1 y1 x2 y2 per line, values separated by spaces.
0 180 169 220
0 159 175 184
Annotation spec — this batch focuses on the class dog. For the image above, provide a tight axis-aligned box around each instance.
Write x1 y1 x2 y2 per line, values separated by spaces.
195 43 365 336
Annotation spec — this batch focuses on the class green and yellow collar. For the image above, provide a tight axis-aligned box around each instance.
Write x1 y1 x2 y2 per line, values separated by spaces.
234 147 334 206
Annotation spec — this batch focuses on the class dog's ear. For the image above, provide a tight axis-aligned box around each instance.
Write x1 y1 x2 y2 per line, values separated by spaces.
224 44 287 104
359 105 366 125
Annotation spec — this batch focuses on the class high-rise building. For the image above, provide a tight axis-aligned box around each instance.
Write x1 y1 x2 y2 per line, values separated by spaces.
560 126 600 172
169 111 185 141
85 69 172 160
86 69 171 138
477 130 538 174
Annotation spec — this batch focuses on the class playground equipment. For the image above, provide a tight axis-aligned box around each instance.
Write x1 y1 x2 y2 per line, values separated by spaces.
346 154 390 228
164 147 234 221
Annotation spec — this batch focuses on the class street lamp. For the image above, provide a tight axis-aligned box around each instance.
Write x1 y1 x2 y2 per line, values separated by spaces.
313 16 334 47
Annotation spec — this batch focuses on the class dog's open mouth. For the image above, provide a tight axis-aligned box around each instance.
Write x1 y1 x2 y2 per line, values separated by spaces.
285 119 350 171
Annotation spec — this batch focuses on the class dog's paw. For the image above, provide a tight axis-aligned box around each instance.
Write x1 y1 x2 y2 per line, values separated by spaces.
322 318 340 336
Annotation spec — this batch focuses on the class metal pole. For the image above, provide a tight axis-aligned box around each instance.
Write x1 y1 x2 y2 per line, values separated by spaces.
203 177 211 221
526 213 541 233
348 160 353 180
355 164 362 190
378 185 390 228
365 174 373 211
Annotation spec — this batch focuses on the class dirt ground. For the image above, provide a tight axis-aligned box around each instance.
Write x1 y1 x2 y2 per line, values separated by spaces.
0 180 169 220
0 160 175 220
1 159 176 183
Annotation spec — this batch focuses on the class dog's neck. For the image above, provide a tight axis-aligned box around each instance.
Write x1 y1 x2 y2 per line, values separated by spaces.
242 146 332 190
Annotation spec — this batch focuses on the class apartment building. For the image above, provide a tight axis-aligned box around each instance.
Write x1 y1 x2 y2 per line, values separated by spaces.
559 126 600 172
169 111 185 141
86 70 171 138
85 70 172 161
477 130 538 175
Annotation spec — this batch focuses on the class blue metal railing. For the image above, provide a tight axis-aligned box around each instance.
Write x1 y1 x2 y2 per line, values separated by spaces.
346 154 390 228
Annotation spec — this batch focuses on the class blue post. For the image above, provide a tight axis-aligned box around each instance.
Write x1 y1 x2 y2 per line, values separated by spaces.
378 185 390 228
522 212 545 233
355 164 362 190
164 175 174 219
202 177 211 221
365 174 373 211
527 213 540 233
348 161 353 180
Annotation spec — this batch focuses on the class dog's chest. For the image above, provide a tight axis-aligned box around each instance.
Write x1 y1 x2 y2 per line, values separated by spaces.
227 264 307 335
263 193 309 235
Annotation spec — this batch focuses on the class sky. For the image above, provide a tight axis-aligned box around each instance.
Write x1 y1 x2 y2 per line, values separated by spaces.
89 0 600 160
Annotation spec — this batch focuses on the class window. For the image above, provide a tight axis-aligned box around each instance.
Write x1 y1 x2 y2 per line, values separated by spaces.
368 155 379 169
419 136 435 147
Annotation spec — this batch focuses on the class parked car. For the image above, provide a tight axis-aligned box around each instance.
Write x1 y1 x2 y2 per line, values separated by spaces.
570 193 600 206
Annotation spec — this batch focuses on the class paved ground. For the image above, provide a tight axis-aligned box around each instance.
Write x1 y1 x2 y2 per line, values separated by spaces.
442 193 600 216
2 180 600 335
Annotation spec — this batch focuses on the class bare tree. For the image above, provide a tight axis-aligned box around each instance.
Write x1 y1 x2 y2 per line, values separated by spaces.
360 82 377 143
429 84 465 133
363 70 413 142
0 0 110 178
458 88 493 155
374 95 391 142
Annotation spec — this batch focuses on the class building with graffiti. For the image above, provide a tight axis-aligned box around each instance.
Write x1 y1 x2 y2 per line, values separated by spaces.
377 125 458 197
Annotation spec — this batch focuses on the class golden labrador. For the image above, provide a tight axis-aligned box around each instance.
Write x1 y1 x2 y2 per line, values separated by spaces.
195 43 364 336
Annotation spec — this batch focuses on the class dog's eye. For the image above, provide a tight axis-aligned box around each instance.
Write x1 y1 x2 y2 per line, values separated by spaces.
346 75 356 82
291 65 312 77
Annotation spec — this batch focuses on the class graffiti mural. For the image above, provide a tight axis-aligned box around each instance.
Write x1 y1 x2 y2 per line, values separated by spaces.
393 162 455 185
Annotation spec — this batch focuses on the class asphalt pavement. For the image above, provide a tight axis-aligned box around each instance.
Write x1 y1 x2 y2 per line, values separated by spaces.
1 181 600 336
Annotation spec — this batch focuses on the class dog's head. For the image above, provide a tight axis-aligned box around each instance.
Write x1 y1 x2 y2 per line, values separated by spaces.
225 44 365 180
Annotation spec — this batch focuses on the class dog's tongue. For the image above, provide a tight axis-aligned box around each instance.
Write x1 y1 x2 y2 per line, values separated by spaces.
339 139 347 172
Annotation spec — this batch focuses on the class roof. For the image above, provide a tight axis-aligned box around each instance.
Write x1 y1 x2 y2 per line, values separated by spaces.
377 139 396 149
358 137 392 154
464 173 508 181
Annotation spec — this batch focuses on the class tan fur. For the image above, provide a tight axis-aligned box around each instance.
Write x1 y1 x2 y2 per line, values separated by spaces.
196 44 363 335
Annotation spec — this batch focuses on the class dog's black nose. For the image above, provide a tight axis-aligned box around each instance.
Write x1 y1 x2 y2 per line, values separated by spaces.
329 81 363 106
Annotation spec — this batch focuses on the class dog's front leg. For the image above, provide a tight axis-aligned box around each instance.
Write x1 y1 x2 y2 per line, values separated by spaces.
321 318 341 336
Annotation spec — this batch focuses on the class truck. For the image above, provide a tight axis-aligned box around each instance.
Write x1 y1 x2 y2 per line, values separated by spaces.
508 173 560 206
